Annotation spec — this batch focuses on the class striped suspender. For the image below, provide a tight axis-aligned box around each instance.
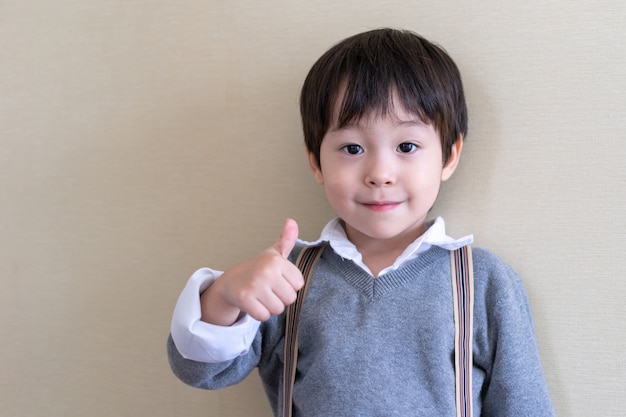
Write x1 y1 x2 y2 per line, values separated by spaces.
282 244 474 417
282 244 326 417
450 245 474 417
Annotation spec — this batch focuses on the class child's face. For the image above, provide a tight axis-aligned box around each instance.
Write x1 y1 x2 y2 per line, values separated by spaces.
308 99 462 250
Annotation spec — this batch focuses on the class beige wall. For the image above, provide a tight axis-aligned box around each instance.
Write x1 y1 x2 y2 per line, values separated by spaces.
1 1 625 416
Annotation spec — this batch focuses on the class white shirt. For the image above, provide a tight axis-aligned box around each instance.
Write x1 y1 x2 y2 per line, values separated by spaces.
170 216 473 362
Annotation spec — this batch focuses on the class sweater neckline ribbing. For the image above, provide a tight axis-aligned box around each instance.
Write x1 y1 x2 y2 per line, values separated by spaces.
320 245 450 299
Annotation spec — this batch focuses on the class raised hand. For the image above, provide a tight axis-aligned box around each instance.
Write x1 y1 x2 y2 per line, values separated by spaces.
200 219 305 326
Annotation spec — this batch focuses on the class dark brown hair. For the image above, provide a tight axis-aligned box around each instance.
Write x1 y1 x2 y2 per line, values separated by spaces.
300 28 468 166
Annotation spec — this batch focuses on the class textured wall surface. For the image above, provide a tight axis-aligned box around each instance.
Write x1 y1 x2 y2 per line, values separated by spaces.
1 1 625 416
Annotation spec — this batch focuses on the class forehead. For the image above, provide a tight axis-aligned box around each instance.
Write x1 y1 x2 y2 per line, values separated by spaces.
330 86 429 128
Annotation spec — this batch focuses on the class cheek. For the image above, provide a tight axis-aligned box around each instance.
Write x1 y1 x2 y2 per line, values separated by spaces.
323 178 349 196
407 165 444 195
317 158 355 191
321 177 354 210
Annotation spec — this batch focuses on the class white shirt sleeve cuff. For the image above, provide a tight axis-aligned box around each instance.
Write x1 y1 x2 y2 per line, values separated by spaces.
170 267 261 363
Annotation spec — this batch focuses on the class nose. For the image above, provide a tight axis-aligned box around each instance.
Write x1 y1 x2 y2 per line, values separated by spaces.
364 154 396 187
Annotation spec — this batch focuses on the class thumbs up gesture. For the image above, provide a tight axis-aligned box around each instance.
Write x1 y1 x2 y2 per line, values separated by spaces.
200 219 305 326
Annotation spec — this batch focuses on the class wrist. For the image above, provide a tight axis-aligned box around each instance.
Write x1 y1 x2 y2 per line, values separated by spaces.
199 281 241 326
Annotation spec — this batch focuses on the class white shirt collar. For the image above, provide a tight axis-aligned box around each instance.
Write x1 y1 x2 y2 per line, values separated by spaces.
297 216 473 277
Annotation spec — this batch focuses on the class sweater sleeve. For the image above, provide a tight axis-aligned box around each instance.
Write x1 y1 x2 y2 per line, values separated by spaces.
167 332 262 390
473 249 555 416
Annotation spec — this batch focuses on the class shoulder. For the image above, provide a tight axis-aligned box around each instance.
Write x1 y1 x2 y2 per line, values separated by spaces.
470 246 528 306
289 243 331 264
471 246 519 279
288 243 306 263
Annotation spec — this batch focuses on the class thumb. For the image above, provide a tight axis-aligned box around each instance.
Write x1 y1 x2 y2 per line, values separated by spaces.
273 218 299 258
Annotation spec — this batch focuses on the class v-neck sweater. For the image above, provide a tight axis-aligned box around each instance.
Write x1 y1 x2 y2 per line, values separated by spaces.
167 245 554 416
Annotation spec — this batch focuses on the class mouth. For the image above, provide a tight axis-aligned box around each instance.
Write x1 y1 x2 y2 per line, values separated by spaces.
361 201 401 212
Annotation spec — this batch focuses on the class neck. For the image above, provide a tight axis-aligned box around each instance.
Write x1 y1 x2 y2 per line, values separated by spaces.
355 236 417 277
342 220 428 277
361 251 402 277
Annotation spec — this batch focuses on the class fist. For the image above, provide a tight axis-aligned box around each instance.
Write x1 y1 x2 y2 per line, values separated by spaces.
203 219 305 324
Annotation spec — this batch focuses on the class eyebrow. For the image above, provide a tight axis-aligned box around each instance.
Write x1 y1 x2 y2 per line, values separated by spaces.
394 118 427 127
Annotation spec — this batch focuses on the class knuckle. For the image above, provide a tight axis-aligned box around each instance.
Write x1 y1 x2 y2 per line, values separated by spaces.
268 303 285 316
256 310 271 322
284 291 297 305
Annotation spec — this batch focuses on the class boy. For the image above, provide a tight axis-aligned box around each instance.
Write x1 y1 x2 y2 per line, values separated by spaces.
167 28 554 416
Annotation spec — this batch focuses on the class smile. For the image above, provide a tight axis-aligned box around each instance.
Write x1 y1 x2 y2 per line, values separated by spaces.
361 201 401 212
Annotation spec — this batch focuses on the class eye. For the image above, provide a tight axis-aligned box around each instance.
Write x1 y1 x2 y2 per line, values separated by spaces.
341 144 363 155
397 142 418 154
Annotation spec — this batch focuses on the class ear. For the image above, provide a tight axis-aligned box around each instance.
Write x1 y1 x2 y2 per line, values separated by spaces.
307 150 324 184
441 135 463 181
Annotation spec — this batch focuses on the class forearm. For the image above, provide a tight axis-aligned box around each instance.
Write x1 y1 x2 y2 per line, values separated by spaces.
167 334 256 390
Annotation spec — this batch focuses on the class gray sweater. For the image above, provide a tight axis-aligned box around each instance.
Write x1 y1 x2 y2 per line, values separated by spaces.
168 245 554 416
